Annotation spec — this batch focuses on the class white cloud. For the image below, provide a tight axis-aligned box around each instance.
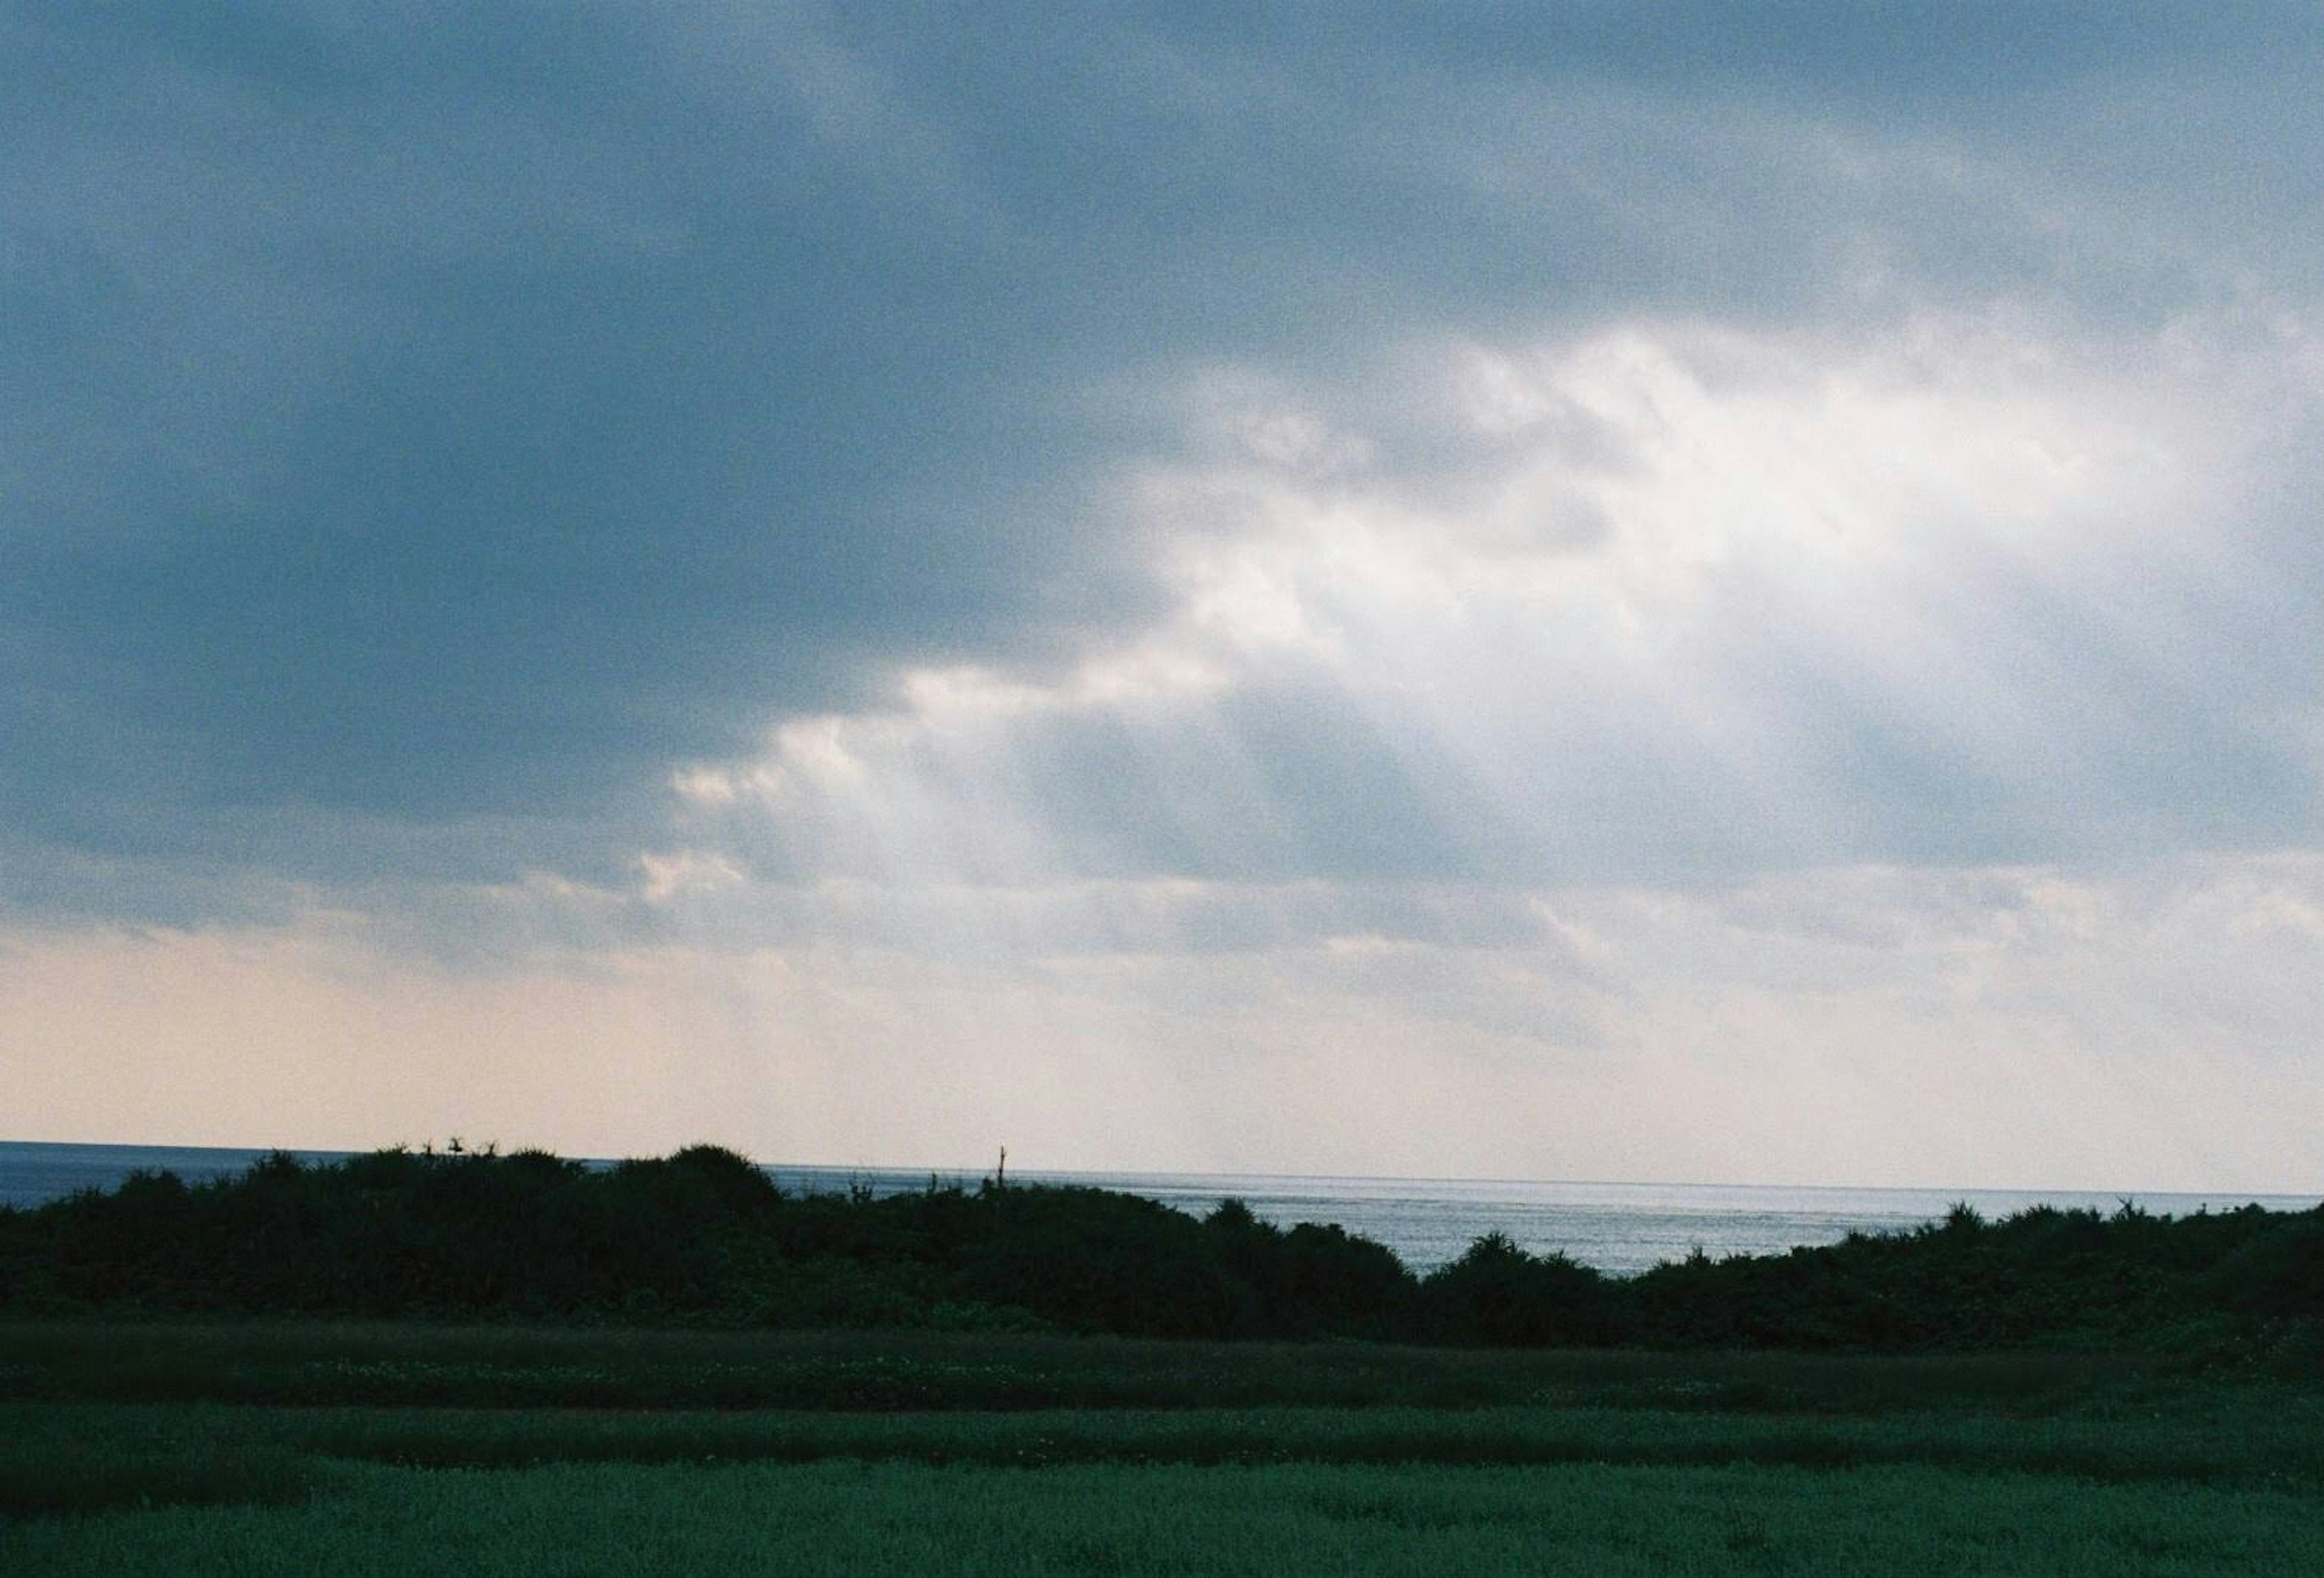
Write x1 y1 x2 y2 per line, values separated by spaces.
414 304 2317 1188
677 310 2314 896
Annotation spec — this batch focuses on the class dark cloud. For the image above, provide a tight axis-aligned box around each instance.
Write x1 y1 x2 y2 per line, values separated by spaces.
4 2 2320 921
2 4 1145 889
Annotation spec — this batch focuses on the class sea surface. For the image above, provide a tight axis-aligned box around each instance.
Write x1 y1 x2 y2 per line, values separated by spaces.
3 1140 2313 1276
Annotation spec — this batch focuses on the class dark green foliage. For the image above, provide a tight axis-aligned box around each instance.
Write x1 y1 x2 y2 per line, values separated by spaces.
949 1185 1247 1338
0 1151 1399 1340
2202 1212 2324 1320
3 1146 2320 1354
1620 1198 2324 1357
1422 1234 1612 1347
1204 1200 1417 1340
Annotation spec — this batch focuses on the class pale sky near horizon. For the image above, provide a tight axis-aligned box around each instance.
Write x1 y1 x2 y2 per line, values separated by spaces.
4 5 2321 1190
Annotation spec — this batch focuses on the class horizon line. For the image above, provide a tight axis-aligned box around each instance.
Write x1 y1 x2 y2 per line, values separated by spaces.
4 1136 2316 1205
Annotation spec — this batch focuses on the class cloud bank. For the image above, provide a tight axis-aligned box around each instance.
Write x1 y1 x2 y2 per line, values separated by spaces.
4 5 2320 1186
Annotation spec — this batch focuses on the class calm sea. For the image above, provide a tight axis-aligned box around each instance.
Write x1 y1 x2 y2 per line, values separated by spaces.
2 1140 2313 1277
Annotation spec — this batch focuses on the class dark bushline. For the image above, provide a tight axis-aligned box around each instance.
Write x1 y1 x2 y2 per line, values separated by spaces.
1 1145 2319 1354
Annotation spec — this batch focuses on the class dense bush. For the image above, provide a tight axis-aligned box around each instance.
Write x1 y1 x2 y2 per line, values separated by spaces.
1423 1233 1612 1347
2 1148 2319 1353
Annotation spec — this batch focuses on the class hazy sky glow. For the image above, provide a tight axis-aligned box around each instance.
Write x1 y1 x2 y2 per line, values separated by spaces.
5 5 2321 1187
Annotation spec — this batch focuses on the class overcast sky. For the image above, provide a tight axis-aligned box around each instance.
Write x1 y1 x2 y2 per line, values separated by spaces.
5 4 2321 1188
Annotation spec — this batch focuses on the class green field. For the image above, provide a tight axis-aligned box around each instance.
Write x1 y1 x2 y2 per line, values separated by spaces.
12 1458 2322 1578
6 1323 2320 1576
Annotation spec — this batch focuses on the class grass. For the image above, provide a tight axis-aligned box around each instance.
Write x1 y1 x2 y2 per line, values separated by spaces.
7 1459 2322 1577
5 1321 2320 1574
7 1387 2323 1521
0 1318 2168 1411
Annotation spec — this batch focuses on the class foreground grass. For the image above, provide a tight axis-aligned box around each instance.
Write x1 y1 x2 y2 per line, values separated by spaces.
7 1323 2319 1574
7 1386 2323 1521
8 1458 2321 1578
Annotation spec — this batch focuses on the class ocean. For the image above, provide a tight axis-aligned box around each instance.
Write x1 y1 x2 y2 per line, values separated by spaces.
2 1140 2312 1277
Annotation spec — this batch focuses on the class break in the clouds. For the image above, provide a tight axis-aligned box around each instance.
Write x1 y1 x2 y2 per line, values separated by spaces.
4 5 2320 1187
684 315 2319 893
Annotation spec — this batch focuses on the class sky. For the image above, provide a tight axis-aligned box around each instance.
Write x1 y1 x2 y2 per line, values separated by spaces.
4 4 2321 1189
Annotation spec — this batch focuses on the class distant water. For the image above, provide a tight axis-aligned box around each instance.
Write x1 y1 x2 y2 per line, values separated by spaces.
4 1140 2313 1277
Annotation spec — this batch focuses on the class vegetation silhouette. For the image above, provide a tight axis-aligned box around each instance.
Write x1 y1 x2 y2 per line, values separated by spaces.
2 1146 2318 1355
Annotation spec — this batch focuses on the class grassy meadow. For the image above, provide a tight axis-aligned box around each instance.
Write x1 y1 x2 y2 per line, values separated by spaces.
7 1323 2323 1576
12 1456 2322 1578
7 1154 2321 1571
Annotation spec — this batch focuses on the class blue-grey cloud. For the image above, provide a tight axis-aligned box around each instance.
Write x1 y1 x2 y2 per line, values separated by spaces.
5 2 2322 923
